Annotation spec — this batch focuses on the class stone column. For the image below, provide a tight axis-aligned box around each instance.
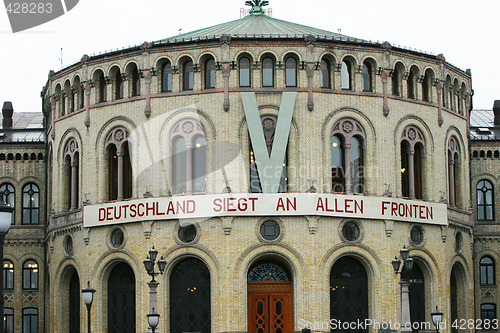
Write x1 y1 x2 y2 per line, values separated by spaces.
221 62 231 111
70 161 78 210
148 281 159 333
382 69 390 116
144 70 152 118
400 280 412 333
344 144 352 194
436 81 444 126
117 151 124 201
84 82 91 128
185 143 193 194
408 149 415 199
305 63 315 111
50 96 56 139
448 159 455 206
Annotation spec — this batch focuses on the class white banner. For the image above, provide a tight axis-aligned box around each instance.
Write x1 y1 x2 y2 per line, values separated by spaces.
83 193 448 228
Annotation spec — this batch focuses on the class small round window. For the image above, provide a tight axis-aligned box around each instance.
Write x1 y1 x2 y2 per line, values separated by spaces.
64 236 73 256
178 225 197 244
410 226 424 246
260 221 281 241
111 229 124 248
455 232 463 252
342 221 360 242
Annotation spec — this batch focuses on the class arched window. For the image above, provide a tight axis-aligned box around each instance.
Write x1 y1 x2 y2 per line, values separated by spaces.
110 67 124 100
22 183 39 225
444 76 452 109
93 70 107 103
4 308 13 332
320 58 331 88
250 115 288 193
161 61 173 92
480 256 495 285
73 76 83 110
407 66 419 99
341 60 352 90
481 303 497 321
0 183 15 224
477 180 494 221
171 119 207 194
170 258 211 333
448 137 461 206
285 56 297 87
107 263 135 333
262 57 274 87
22 260 38 290
239 57 251 87
127 63 141 97
64 80 73 114
3 260 14 290
422 69 434 102
331 119 365 194
183 60 194 91
204 58 216 89
392 63 404 96
401 126 425 199
362 61 372 92
64 139 79 210
106 128 132 201
22 308 38 333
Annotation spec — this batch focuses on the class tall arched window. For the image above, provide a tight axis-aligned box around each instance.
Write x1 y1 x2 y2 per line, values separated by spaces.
204 58 216 89
285 56 297 87
477 180 494 221
73 76 83 110
422 69 434 102
407 66 419 99
392 63 404 96
250 115 288 193
341 60 352 90
480 256 495 285
22 308 38 333
183 60 194 91
93 70 107 103
401 126 425 199
262 57 274 87
320 58 331 88
22 183 39 225
170 258 211 333
0 183 15 224
171 119 207 194
331 119 365 194
126 63 141 97
362 61 372 92
64 80 73 114
64 139 80 210
110 67 124 100
448 137 461 206
239 57 251 87
3 260 14 290
161 61 173 92
106 128 132 201
22 260 38 290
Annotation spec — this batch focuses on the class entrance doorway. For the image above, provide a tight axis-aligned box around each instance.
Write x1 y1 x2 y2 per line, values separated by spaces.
247 261 293 333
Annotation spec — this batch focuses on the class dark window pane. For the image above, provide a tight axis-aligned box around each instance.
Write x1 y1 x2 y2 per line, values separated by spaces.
239 57 251 87
183 61 194 91
285 57 297 87
262 57 274 87
162 63 173 92
320 59 331 88
205 59 216 89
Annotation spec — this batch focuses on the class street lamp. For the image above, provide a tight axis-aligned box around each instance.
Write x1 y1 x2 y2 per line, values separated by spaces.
147 307 160 333
143 246 166 332
431 306 444 333
81 281 96 333
391 245 414 333
0 196 13 333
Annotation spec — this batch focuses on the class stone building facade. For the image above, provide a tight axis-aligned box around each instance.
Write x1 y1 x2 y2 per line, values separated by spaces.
2 1 498 332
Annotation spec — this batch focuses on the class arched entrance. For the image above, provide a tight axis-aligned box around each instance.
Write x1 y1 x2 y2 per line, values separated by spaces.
170 258 211 333
330 256 368 333
404 262 425 332
107 262 136 333
68 270 80 333
450 264 466 333
247 261 293 333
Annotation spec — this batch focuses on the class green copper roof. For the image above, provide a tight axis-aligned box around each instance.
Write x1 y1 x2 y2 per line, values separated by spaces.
155 11 367 45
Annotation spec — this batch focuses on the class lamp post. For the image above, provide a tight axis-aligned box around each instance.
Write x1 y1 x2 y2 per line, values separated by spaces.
143 246 166 333
431 306 444 333
391 245 414 333
0 196 14 333
147 307 160 333
81 281 96 333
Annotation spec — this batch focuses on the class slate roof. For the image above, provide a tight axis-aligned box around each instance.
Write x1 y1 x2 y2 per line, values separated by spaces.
0 112 45 143
470 110 499 141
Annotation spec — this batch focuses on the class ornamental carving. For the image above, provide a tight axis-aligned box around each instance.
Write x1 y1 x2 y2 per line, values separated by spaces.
64 138 79 161
170 118 205 144
182 122 194 134
332 118 366 142
342 121 353 133
401 125 425 150
105 127 130 153
247 262 290 282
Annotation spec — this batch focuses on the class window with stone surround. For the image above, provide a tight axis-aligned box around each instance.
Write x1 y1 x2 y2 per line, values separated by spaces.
262 55 275 87
22 183 39 225
63 139 80 211
239 56 251 87
22 260 38 290
0 183 15 224
447 137 461 206
401 126 425 199
480 256 495 285
105 127 132 201
285 56 297 87
477 180 494 221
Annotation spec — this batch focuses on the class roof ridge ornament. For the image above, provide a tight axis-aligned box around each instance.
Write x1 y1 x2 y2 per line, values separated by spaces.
245 0 269 14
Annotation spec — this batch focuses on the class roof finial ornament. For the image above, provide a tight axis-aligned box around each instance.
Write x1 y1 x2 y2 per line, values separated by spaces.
245 0 269 14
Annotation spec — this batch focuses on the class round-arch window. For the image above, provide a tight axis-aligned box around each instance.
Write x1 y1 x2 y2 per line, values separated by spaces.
178 224 197 243
111 229 124 248
64 236 73 256
455 232 463 252
410 225 424 246
260 221 280 241
342 221 360 242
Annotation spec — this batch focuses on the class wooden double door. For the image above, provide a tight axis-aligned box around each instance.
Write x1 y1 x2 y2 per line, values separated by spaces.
248 282 293 333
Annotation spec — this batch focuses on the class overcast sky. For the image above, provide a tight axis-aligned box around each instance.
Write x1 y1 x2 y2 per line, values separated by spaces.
0 0 498 113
